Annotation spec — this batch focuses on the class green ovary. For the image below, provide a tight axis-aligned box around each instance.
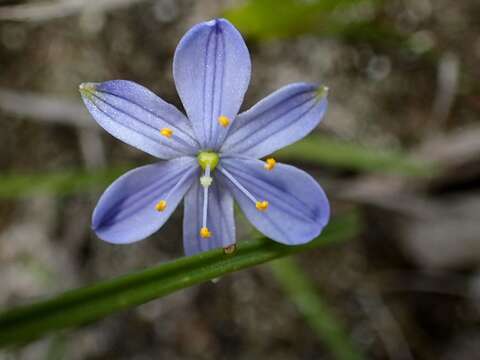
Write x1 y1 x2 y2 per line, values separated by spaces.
197 151 220 171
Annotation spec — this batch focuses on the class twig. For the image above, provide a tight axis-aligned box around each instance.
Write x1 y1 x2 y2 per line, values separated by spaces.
357 285 414 360
0 87 106 168
431 52 460 131
78 128 107 169
376 270 473 299
0 88 95 129
0 0 150 22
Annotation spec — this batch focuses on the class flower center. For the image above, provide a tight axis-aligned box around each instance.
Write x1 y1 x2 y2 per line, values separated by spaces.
194 152 272 247
197 151 219 171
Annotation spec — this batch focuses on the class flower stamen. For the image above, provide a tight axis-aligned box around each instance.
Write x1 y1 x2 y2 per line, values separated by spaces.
155 200 167 212
200 165 213 239
264 158 276 171
255 201 269 211
152 166 197 214
160 128 173 138
160 129 200 153
218 115 230 127
200 227 212 238
219 166 269 212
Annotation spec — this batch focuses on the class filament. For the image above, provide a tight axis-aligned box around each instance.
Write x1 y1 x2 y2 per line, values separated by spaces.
218 166 268 211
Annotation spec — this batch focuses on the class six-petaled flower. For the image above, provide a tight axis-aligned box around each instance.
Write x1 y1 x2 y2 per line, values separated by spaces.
79 19 330 256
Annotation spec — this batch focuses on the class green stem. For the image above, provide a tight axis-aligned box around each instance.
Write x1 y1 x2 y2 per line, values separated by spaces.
0 212 360 348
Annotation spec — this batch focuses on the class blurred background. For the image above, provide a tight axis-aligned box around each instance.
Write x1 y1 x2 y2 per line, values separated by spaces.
0 0 479 359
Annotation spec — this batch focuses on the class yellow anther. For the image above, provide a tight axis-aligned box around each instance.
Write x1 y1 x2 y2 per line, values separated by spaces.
155 200 167 212
160 128 173 138
256 200 269 211
200 227 212 238
218 115 230 127
264 158 276 171
223 244 237 255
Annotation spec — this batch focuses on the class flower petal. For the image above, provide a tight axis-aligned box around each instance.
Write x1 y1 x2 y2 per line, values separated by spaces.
92 157 198 244
173 18 251 149
183 174 235 256
220 157 329 245
80 80 199 159
221 83 328 158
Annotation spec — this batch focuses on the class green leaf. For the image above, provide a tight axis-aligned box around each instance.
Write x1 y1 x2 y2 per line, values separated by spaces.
275 134 436 177
0 166 127 199
224 0 393 42
0 212 360 348
270 258 364 360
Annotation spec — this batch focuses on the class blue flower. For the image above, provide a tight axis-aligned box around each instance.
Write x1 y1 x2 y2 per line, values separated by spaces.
79 19 330 256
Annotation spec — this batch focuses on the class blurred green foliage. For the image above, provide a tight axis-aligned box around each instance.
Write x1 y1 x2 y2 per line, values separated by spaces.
0 135 434 199
276 134 436 176
0 166 128 199
224 0 402 44
271 257 364 360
